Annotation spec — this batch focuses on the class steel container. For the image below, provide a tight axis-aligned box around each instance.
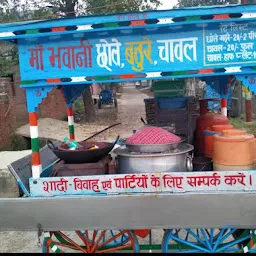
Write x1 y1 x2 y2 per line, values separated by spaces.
114 143 194 174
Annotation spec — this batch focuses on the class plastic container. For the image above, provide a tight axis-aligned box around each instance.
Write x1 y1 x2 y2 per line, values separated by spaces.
222 129 246 137
212 124 233 132
204 129 221 158
195 99 229 156
213 129 256 171
204 124 234 158
63 137 83 150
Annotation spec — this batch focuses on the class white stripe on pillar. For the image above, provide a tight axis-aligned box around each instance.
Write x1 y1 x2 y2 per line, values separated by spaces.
32 165 43 179
221 107 227 117
30 126 39 139
68 116 74 126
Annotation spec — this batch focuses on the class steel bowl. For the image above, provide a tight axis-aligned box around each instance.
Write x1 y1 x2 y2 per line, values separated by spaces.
125 136 186 153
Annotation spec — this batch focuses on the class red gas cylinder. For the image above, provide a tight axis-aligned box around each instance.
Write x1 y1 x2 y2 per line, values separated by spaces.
195 99 229 156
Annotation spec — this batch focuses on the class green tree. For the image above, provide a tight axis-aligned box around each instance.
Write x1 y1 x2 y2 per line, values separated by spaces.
176 0 238 8
45 0 161 16
0 0 52 77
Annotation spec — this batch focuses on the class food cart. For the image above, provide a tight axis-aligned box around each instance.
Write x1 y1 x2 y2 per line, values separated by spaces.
1 3 256 253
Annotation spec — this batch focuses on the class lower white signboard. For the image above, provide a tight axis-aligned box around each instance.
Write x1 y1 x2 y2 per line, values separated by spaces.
29 171 256 197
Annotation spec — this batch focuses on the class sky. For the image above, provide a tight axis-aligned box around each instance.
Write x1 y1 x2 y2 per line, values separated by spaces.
158 0 179 10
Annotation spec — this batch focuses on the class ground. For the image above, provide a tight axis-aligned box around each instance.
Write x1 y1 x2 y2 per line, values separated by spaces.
78 83 149 142
15 83 149 144
0 83 165 253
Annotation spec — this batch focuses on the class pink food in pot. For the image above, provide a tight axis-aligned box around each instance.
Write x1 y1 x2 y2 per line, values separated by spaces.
126 127 181 145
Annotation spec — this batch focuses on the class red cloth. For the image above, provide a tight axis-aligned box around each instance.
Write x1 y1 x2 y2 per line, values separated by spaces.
126 127 181 145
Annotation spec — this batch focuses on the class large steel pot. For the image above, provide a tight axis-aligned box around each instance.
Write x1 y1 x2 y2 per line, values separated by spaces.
114 143 194 174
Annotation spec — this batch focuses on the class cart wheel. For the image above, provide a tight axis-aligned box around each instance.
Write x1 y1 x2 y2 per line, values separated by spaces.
43 230 139 253
162 228 254 253
98 100 102 109
114 98 118 108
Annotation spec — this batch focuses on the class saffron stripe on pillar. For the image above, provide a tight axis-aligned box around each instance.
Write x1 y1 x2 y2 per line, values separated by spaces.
67 104 75 140
29 112 42 178
221 98 227 117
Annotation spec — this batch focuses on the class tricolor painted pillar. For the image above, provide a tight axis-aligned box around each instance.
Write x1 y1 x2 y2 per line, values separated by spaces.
29 112 42 178
221 98 228 117
67 104 75 140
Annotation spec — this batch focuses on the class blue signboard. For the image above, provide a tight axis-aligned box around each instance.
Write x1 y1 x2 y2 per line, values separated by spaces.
204 21 256 66
18 25 201 80
17 19 256 86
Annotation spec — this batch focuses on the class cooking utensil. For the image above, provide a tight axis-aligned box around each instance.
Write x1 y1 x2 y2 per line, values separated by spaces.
125 136 186 153
115 143 194 174
47 136 119 164
141 117 147 125
83 122 121 142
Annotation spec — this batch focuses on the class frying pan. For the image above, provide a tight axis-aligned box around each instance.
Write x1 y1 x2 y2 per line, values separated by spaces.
47 136 119 164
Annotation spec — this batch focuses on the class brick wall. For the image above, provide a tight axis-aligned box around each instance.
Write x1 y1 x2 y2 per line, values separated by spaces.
39 87 67 120
0 67 67 149
12 67 28 126
13 67 67 123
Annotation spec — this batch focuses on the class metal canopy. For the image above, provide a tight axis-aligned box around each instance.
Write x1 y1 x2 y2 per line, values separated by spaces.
0 4 256 109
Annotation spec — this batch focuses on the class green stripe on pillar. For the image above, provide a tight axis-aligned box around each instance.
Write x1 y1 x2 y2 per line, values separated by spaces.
69 125 75 135
31 138 40 152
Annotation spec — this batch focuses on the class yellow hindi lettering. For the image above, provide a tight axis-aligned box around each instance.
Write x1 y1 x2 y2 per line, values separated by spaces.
125 36 153 72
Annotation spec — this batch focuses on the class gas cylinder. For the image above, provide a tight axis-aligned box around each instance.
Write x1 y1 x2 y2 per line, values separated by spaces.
196 99 229 156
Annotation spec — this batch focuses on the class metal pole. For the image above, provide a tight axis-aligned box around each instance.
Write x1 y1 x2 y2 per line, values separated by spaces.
245 90 253 122
67 104 75 140
221 98 228 117
241 0 253 122
29 112 42 178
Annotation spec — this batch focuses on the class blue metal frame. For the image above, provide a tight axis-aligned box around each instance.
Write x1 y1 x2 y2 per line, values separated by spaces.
1 6 256 253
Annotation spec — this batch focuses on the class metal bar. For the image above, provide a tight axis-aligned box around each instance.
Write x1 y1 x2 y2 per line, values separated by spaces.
2 192 256 231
